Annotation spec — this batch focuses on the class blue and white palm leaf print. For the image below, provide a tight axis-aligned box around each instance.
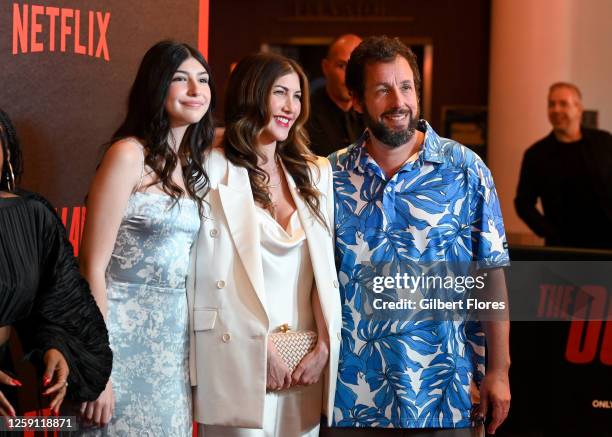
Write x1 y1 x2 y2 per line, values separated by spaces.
335 171 360 247
364 224 421 273
464 321 486 383
393 168 454 230
330 122 510 428
372 364 419 426
469 163 509 265
358 171 385 233
445 138 477 169
336 403 391 428
339 260 376 313
421 197 472 262
335 170 358 211
357 320 424 375
338 346 366 387
416 352 473 427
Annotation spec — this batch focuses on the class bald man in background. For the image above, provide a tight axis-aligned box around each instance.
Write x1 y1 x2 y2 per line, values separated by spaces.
515 82 612 249
307 34 364 156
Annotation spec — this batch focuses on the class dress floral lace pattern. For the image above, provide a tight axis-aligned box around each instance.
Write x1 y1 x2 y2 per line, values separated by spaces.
80 192 199 436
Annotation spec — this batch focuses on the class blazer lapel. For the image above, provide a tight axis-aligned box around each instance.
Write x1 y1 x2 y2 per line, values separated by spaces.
218 162 268 321
285 169 337 328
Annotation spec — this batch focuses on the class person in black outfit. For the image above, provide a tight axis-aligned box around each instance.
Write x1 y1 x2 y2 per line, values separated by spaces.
515 82 612 249
0 108 112 416
307 34 364 156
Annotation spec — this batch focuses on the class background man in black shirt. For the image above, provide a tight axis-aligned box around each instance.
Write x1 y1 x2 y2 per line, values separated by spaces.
515 82 612 249
307 34 364 156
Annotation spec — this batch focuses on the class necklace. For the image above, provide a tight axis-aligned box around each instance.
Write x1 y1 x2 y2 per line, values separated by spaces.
266 155 283 189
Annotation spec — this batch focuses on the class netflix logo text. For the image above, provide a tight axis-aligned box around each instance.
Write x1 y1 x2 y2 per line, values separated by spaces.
12 3 111 60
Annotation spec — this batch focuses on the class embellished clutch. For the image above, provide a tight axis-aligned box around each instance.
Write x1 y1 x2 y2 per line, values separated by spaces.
269 323 317 372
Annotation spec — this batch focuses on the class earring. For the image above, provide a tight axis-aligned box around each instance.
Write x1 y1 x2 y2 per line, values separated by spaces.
6 159 15 191
4 147 15 191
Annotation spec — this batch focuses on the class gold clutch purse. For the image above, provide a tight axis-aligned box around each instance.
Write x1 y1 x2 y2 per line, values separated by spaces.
269 323 317 372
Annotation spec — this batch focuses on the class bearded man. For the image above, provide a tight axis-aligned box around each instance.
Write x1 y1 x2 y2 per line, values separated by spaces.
325 36 511 437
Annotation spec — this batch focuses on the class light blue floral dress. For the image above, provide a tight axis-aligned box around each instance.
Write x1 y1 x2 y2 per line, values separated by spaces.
81 192 199 436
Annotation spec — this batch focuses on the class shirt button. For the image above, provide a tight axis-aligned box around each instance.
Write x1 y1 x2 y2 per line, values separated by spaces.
385 186 392 193
222 333 231 343
216 280 226 289
333 279 339 288
209 229 219 237
337 332 342 340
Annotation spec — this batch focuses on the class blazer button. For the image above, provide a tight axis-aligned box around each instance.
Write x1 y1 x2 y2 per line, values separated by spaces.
216 280 226 289
222 333 231 343
333 279 339 288
209 229 219 237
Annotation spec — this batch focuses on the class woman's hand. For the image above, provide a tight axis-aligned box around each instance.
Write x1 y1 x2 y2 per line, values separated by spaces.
80 379 114 427
42 348 69 414
266 339 292 391
0 369 21 416
291 341 329 386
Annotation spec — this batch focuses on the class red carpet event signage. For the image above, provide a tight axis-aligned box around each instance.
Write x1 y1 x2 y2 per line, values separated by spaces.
536 283 611 364
12 3 111 60
505 255 612 436
56 206 86 257
1 0 206 256
1 1 207 426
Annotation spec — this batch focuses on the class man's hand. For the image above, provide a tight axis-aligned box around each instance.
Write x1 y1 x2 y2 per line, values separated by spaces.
478 268 511 434
476 370 511 435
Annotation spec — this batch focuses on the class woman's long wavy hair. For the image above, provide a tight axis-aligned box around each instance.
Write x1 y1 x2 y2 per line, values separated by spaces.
110 40 216 214
223 52 325 226
0 109 23 192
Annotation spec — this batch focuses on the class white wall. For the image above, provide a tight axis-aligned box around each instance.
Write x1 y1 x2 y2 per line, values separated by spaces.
571 1 612 130
488 0 612 243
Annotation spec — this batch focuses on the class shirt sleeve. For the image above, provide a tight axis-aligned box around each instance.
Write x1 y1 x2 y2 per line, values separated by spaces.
470 160 511 268
15 199 112 402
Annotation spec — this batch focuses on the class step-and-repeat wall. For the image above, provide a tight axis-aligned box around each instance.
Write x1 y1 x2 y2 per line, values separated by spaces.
0 0 208 256
0 0 208 426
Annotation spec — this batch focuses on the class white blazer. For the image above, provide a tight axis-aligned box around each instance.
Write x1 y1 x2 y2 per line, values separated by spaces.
187 148 342 428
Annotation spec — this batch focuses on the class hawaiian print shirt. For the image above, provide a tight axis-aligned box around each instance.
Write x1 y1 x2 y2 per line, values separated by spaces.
328 121 510 428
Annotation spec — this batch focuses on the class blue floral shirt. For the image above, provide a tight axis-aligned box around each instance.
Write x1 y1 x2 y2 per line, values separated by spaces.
328 121 510 428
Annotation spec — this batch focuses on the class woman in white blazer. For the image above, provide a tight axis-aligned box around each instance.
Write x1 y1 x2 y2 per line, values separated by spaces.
187 53 342 436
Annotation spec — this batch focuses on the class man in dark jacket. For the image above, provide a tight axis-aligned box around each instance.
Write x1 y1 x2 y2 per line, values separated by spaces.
515 82 612 249
307 34 364 156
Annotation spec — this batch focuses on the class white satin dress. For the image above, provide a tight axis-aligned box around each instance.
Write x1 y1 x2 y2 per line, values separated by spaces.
201 207 322 437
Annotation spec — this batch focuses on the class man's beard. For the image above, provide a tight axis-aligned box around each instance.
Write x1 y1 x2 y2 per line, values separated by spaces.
363 106 418 148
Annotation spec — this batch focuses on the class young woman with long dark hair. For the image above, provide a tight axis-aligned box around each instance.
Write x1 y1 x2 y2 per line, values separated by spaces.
188 52 341 436
78 40 215 435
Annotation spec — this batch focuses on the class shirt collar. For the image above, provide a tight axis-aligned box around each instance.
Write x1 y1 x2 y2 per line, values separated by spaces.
419 120 445 164
349 120 445 175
